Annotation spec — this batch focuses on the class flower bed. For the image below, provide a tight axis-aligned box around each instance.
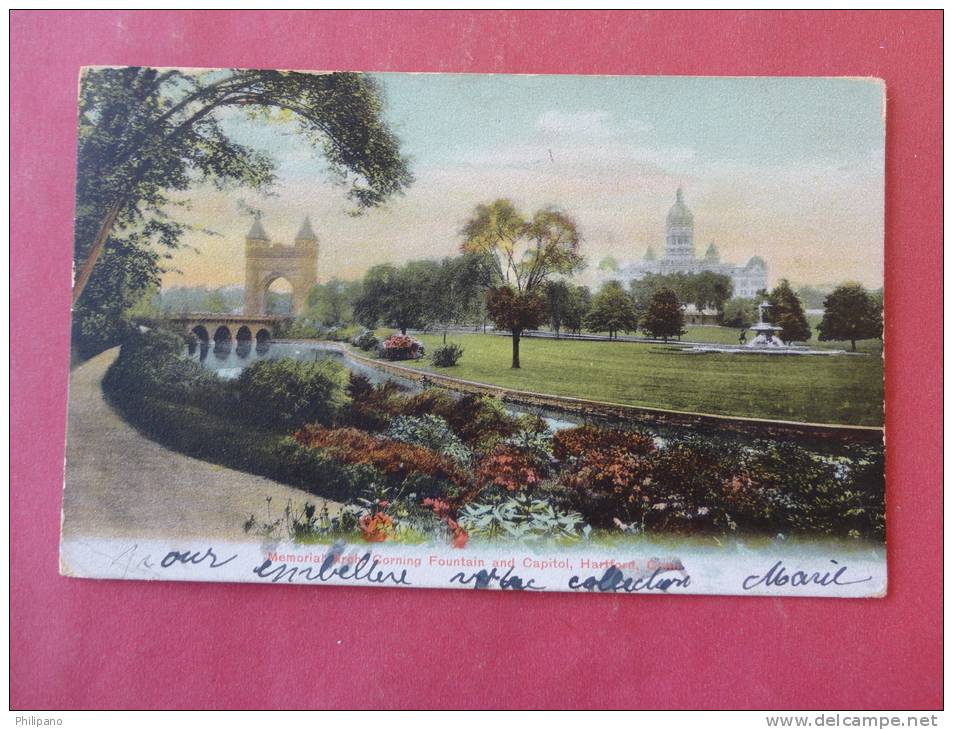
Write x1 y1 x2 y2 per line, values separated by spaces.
378 333 424 361
106 330 885 549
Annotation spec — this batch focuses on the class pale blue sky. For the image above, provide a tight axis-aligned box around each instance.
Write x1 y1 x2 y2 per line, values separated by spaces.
374 74 884 171
172 73 885 289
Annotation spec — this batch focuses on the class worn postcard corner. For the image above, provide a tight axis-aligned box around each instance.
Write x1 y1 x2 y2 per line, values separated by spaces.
61 69 885 597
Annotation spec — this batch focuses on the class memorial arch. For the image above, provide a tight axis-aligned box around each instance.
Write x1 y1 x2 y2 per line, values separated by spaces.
243 217 319 316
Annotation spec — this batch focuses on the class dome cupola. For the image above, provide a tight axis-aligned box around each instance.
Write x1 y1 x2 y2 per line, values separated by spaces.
666 187 694 229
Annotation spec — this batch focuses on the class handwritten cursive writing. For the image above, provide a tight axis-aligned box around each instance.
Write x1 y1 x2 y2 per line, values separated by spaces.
568 565 691 593
449 566 545 591
252 545 411 586
742 559 872 591
160 547 238 569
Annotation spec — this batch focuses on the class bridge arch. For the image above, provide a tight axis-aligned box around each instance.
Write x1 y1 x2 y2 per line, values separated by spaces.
236 325 253 342
256 328 272 344
191 325 210 344
213 325 232 344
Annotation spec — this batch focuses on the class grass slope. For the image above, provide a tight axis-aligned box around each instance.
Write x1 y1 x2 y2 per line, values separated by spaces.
400 332 883 426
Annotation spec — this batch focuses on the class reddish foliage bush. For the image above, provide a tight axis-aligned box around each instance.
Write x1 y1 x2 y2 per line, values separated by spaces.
475 445 543 492
295 426 469 488
552 426 655 463
552 426 657 527
343 376 517 451
558 447 654 527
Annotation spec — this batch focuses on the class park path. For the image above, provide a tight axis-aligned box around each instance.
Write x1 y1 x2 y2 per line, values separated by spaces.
61 348 333 541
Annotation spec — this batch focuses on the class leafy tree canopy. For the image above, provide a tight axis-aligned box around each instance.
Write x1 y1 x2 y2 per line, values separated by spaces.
640 287 685 342
817 283 883 351
585 280 639 339
427 254 494 342
630 270 733 314
461 200 583 368
460 199 584 293
767 279 812 343
563 285 592 336
354 261 438 334
305 278 363 328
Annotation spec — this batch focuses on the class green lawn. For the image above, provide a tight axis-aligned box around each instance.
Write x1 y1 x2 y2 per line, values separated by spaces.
392 332 884 426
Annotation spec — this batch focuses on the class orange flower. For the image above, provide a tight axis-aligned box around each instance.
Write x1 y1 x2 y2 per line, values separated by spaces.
451 526 469 549
359 512 395 542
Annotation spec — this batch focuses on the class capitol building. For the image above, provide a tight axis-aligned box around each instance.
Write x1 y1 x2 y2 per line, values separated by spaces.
603 188 768 299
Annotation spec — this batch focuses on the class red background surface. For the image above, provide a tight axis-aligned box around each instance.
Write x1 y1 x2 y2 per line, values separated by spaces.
10 10 943 710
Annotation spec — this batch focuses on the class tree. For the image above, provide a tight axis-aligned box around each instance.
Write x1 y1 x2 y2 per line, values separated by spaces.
630 271 731 316
354 261 437 334
484 287 546 368
305 278 361 327
543 280 572 338
461 199 583 368
640 288 685 342
767 279 811 343
720 297 759 328
817 283 883 351
563 285 592 335
428 254 492 343
585 280 639 339
72 67 412 355
692 271 734 311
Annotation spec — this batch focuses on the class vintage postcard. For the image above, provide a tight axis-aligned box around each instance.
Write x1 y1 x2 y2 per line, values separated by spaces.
61 68 886 596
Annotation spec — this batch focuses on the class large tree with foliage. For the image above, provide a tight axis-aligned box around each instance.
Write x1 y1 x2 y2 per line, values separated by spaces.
585 280 639 339
640 288 685 342
305 278 362 327
630 271 732 317
542 280 572 338
767 279 812 343
428 254 493 343
817 283 883 351
691 271 734 311
354 261 438 334
72 67 412 356
563 285 592 335
461 199 583 368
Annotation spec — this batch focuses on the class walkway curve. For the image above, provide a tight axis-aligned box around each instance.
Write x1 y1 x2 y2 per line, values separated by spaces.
61 348 332 542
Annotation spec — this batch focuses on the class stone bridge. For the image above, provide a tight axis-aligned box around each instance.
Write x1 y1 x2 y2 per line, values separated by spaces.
167 314 290 345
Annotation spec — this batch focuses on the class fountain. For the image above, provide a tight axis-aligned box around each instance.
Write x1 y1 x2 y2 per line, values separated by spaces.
684 300 854 356
747 301 785 348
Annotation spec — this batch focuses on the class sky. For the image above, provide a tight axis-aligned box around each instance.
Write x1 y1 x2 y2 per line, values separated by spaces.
160 73 885 290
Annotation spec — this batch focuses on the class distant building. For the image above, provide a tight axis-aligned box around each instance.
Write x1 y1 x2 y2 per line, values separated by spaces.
682 304 720 326
601 189 768 299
